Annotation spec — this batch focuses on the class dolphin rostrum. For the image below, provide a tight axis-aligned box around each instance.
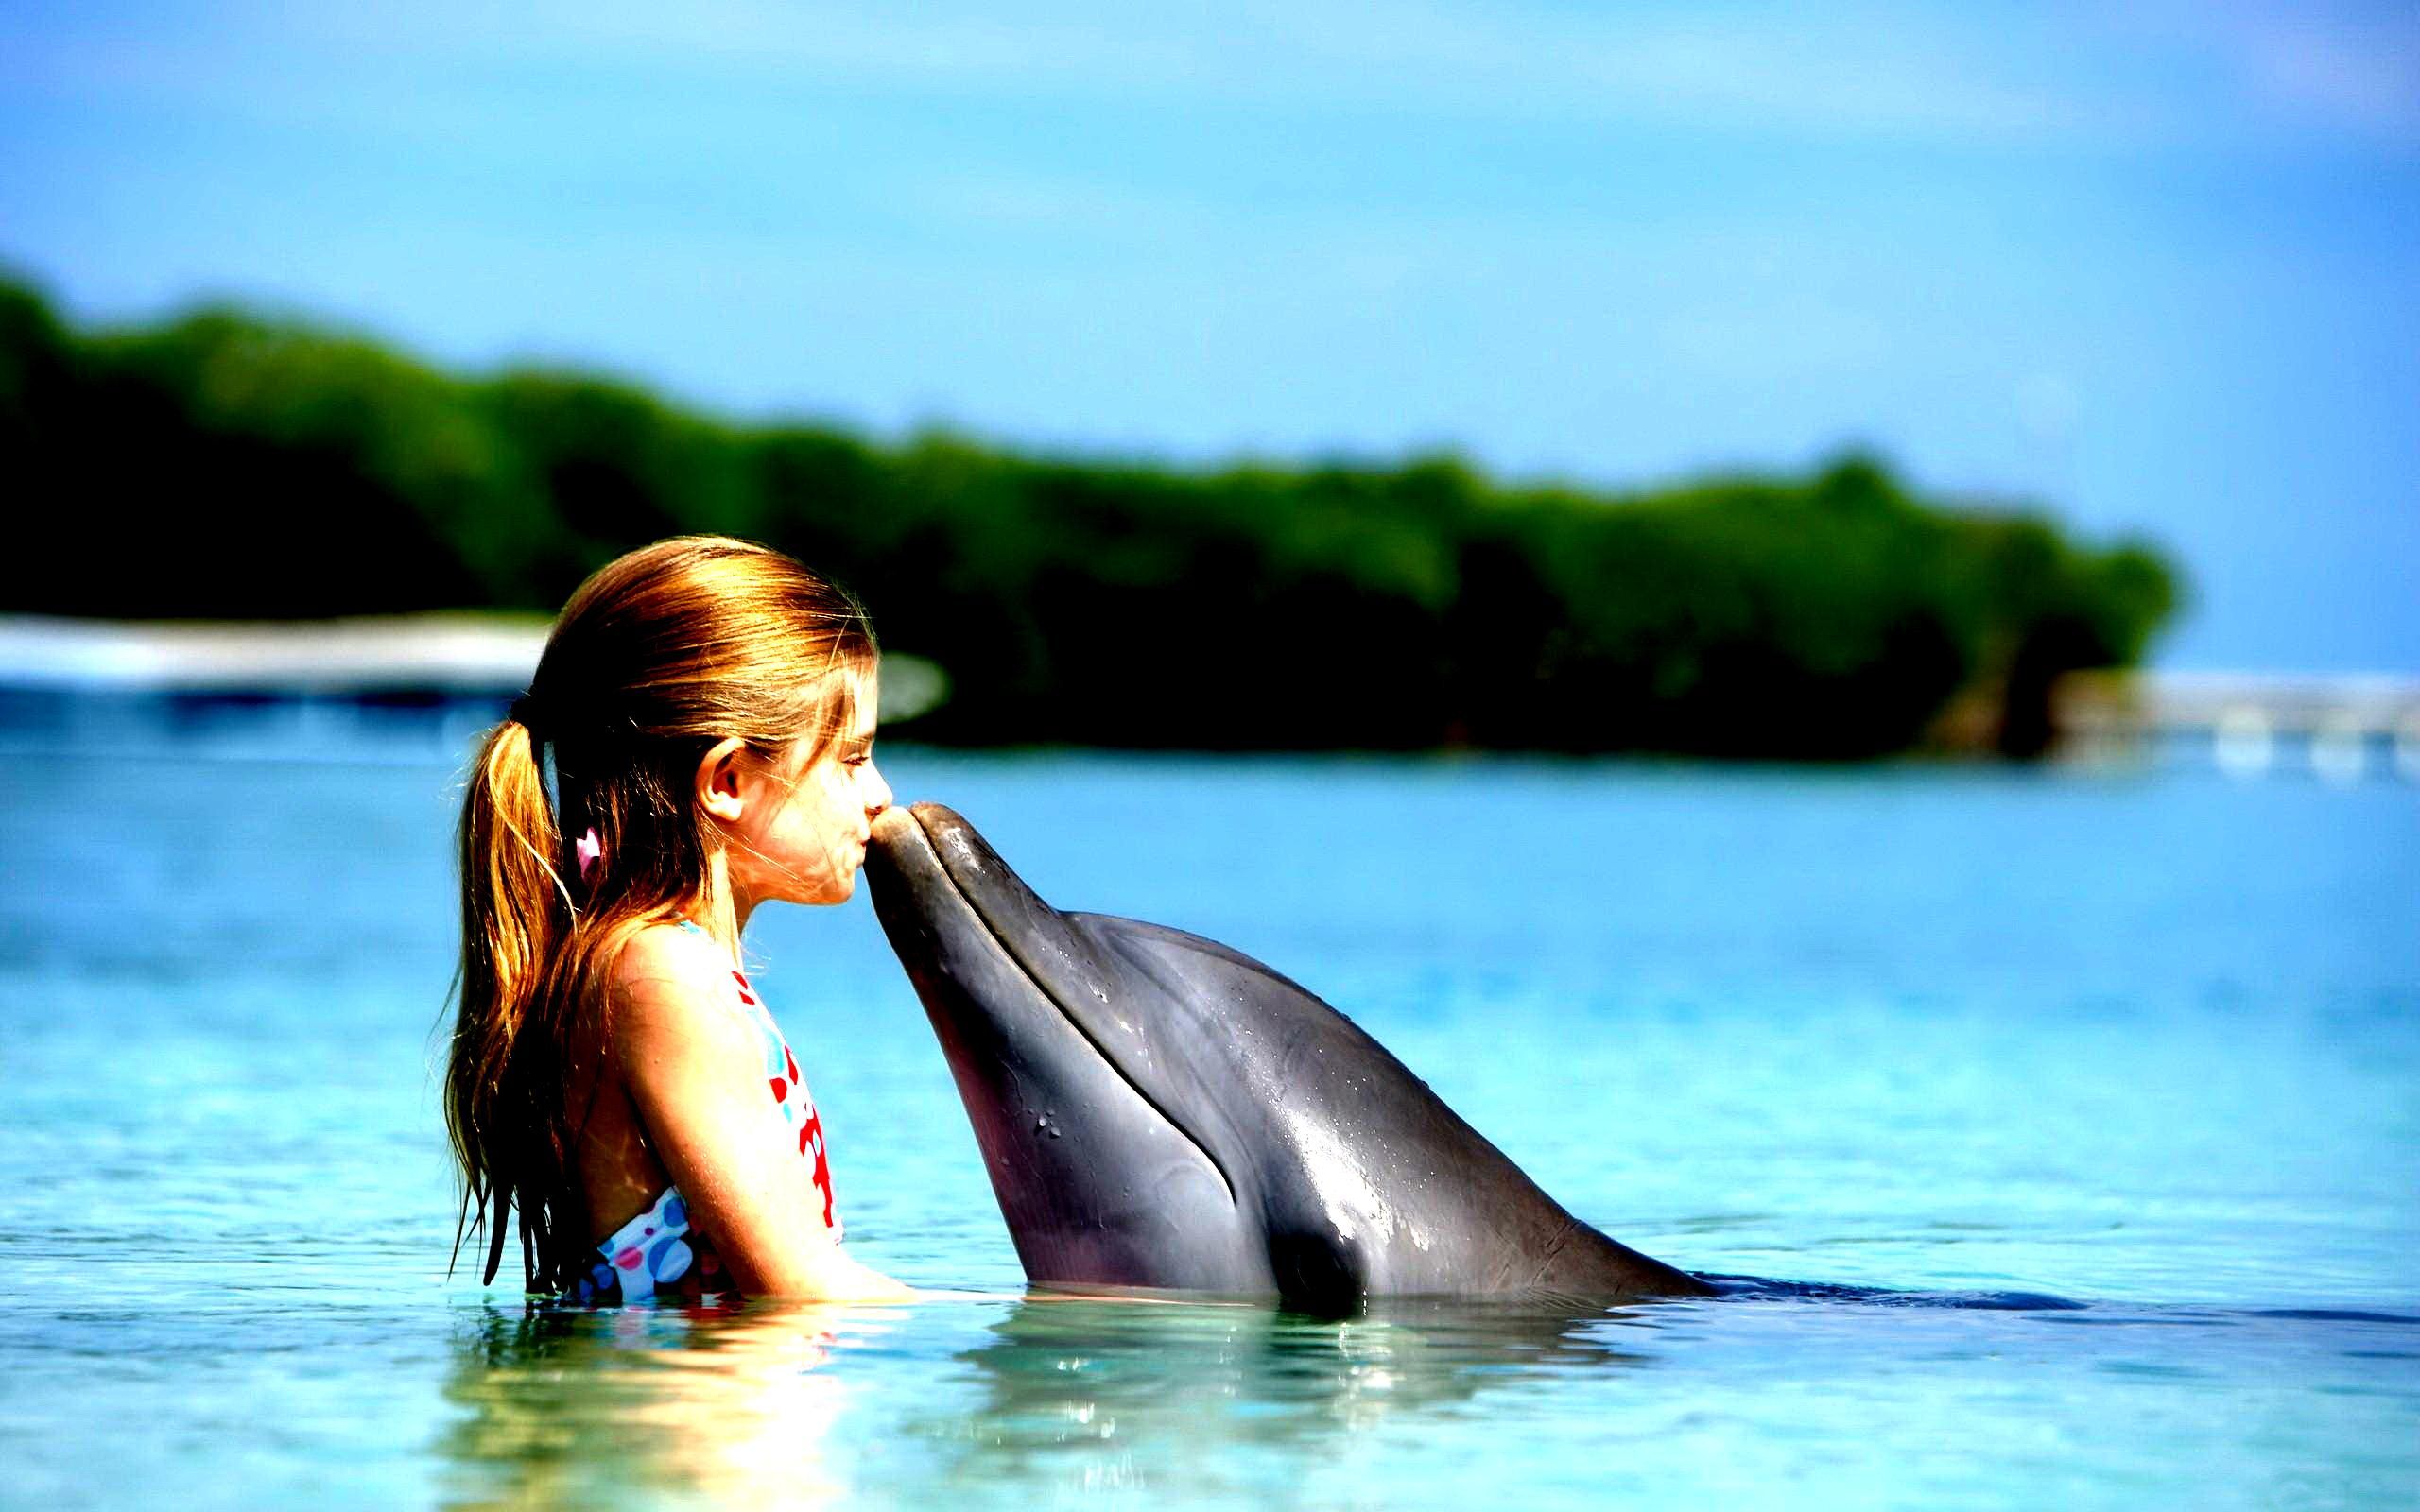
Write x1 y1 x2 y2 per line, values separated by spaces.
865 802 1716 1314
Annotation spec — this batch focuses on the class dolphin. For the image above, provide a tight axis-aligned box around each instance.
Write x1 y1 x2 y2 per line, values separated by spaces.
864 801 1716 1314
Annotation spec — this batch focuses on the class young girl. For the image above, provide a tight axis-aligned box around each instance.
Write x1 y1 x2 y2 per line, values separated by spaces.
444 535 913 1305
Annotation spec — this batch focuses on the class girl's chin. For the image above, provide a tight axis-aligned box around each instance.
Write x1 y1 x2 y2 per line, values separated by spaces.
800 872 855 906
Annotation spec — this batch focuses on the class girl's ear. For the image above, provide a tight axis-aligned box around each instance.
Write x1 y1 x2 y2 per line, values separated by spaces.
695 737 750 823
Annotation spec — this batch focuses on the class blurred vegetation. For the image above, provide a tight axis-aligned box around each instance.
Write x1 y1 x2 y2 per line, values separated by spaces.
0 273 2179 757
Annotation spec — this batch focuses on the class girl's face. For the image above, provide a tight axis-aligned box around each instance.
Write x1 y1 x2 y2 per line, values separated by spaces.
715 669 892 909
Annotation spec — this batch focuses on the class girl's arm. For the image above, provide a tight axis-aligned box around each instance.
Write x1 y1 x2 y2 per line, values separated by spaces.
609 927 914 1303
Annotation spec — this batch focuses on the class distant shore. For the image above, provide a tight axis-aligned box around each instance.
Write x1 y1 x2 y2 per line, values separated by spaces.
1 277 2178 759
5 614 2415 781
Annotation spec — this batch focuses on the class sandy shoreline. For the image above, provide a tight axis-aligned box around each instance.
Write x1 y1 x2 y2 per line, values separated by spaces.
0 612 950 722
0 612 555 693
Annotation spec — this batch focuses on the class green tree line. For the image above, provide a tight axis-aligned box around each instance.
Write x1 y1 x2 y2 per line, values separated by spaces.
0 274 2178 757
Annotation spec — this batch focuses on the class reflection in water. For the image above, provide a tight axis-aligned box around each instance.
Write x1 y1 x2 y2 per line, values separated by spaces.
920 1297 1661 1499
436 1300 863 1509
435 1293 1675 1505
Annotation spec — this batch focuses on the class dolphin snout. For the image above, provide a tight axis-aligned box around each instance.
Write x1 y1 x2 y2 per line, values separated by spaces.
871 804 925 850
866 802 1055 950
873 800 982 856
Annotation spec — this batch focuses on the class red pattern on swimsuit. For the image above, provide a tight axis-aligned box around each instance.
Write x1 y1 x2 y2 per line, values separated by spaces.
731 964 842 1241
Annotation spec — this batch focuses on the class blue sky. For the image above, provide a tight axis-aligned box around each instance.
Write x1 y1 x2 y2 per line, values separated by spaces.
4 2 2413 670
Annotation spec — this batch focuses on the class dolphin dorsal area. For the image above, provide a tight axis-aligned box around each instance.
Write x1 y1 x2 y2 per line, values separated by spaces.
865 801 1715 1311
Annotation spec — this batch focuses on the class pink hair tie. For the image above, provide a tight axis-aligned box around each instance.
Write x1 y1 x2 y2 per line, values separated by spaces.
575 827 604 884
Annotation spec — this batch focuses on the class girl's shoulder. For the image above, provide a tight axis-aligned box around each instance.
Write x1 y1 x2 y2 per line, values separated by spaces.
611 916 728 986
606 919 752 1043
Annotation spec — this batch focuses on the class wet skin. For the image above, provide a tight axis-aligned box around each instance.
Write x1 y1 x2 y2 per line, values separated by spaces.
864 802 1716 1315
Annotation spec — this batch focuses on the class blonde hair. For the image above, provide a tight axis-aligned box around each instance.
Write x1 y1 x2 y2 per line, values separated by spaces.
443 535 876 1292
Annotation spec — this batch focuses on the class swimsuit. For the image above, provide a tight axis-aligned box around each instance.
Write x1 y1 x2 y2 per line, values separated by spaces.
569 917 841 1305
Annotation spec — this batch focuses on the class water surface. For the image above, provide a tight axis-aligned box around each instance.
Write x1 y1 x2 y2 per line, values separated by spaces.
1 713 2413 1507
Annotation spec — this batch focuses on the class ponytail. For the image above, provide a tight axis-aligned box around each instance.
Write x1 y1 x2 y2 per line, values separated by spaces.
445 714 575 1285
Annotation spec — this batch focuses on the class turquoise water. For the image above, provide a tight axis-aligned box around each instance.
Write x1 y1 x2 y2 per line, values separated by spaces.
1 717 2415 1508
